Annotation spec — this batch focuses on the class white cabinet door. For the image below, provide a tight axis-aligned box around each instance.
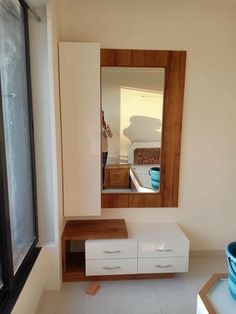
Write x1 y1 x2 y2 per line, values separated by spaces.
86 259 137 276
86 239 137 260
138 257 189 274
59 42 101 216
138 240 189 258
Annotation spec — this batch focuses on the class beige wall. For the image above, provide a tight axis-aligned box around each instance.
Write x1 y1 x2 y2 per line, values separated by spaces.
57 0 236 250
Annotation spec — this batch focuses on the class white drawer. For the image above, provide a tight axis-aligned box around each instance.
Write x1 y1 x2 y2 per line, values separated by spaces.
86 258 137 276
138 257 189 274
138 240 189 258
85 239 137 260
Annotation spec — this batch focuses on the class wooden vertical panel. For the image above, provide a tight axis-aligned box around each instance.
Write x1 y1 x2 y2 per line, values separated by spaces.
61 238 66 273
59 42 101 216
161 51 186 207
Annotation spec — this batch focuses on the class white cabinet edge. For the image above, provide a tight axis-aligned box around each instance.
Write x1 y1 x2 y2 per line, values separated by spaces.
59 42 101 217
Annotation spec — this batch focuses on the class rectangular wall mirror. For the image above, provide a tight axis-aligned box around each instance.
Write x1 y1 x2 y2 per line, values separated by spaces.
101 49 186 208
102 67 165 193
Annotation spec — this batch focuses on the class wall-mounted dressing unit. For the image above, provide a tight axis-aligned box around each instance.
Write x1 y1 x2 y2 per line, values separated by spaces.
59 43 186 216
59 42 101 216
61 220 189 281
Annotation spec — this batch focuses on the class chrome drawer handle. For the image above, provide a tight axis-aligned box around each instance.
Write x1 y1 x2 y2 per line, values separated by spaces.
103 250 121 254
103 266 121 270
155 264 172 268
155 249 173 252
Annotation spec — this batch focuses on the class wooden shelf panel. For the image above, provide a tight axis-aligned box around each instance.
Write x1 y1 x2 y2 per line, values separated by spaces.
63 272 174 282
62 219 128 240
66 252 85 274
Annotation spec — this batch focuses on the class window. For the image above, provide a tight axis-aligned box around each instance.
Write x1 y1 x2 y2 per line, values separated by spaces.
0 0 39 311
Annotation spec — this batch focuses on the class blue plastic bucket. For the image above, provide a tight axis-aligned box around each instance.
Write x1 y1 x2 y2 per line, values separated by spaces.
148 167 160 189
225 242 236 300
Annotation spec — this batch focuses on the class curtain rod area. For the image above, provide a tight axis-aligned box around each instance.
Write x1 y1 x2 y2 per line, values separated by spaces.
0 0 19 19
23 0 41 22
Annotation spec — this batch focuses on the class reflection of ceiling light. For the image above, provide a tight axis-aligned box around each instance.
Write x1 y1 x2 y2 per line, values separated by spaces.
120 86 163 94
141 95 159 97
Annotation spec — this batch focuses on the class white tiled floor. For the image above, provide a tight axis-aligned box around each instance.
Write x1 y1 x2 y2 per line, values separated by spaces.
36 256 227 314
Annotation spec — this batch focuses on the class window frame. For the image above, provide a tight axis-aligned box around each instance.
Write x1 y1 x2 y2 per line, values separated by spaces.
0 1 39 311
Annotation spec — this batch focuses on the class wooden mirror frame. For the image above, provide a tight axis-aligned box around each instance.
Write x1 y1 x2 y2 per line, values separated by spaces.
101 49 186 208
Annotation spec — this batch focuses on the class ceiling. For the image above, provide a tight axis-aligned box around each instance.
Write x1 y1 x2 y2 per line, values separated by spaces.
28 0 49 7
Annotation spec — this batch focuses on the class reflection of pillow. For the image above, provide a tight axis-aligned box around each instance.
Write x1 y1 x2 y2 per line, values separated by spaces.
134 148 161 165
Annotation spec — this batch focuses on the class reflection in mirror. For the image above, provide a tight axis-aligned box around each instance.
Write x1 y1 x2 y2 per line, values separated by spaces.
101 67 165 194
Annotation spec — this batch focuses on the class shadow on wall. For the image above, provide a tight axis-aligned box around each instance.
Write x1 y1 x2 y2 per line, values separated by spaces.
123 115 162 142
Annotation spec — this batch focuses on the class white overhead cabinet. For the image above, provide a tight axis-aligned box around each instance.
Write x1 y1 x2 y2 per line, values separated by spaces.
59 42 101 216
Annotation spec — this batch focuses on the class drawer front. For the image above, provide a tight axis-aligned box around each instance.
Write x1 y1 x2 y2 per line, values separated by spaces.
86 258 137 276
106 169 129 189
110 175 129 188
138 240 189 258
138 257 189 274
109 181 129 188
110 171 123 180
86 239 137 260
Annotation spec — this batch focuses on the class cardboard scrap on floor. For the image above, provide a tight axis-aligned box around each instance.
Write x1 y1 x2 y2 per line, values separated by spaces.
85 282 101 295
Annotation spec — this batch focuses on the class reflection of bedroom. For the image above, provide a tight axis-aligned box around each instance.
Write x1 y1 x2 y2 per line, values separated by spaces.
102 67 164 164
102 67 164 192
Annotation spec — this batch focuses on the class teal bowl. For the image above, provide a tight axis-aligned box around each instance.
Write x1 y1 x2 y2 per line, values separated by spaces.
148 167 160 189
225 242 236 300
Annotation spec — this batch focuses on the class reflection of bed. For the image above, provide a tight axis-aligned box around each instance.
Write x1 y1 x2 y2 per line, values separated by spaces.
134 147 161 165
128 141 161 164
130 164 160 193
128 142 161 192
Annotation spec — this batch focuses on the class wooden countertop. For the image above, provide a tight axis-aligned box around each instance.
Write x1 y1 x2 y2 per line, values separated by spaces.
62 219 128 240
